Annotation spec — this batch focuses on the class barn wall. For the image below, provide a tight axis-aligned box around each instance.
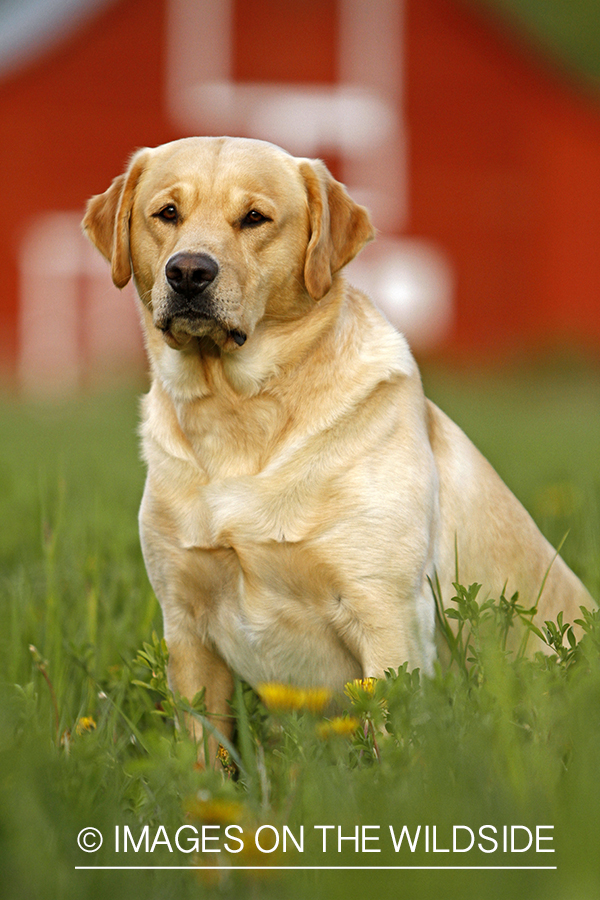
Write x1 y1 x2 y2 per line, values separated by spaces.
406 0 600 358
1 0 600 384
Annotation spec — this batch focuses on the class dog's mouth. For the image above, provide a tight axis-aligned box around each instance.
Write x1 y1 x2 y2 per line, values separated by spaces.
161 327 247 351
228 329 248 346
157 311 247 351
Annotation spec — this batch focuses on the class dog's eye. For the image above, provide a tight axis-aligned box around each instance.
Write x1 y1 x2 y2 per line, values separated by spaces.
241 209 270 228
154 205 178 223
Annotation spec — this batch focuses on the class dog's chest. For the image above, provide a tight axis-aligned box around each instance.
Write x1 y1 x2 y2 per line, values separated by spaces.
158 398 322 551
180 391 282 481
142 385 383 687
144 448 361 687
202 541 362 689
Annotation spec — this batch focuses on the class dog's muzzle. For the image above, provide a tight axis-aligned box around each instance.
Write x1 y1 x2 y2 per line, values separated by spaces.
156 251 219 333
157 251 247 348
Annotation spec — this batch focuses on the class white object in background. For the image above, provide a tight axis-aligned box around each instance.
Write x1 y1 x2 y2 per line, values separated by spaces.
346 238 454 351
18 212 141 395
166 0 453 349
166 0 406 232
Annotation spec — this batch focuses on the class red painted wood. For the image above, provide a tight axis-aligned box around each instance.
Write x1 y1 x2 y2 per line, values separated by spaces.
1 0 600 375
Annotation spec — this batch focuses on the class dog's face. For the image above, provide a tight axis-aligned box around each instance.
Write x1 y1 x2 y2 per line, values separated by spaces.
83 137 374 353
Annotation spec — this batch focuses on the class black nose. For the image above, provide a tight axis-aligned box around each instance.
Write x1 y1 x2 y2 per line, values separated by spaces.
165 252 219 297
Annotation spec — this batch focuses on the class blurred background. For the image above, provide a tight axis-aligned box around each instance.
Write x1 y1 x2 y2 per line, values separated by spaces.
2 0 600 394
1 7 599 898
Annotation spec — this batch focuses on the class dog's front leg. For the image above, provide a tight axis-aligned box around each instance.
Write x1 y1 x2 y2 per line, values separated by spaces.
166 628 235 766
140 490 239 765
331 586 436 679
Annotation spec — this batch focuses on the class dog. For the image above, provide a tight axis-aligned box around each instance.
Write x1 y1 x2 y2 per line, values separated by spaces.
83 136 592 753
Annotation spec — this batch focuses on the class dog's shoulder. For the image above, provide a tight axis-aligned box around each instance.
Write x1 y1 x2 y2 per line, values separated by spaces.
340 281 417 380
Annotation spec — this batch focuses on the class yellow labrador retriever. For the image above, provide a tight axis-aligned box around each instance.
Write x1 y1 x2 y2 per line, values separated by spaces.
83 136 592 747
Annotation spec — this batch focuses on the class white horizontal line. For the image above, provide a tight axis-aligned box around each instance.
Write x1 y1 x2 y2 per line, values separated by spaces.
75 865 558 871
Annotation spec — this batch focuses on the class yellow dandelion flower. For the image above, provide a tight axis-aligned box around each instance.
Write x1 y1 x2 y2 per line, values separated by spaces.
301 687 332 714
238 828 284 871
316 716 361 739
535 482 581 519
185 797 245 825
217 744 236 775
257 683 331 714
344 677 378 701
75 716 97 735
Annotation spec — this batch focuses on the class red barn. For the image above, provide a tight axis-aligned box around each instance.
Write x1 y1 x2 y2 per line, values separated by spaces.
1 0 600 391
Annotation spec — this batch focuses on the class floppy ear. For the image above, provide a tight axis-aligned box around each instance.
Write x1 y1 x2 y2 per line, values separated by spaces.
299 159 375 301
82 149 150 288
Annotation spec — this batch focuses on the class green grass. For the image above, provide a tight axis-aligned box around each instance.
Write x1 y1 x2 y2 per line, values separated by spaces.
0 361 599 900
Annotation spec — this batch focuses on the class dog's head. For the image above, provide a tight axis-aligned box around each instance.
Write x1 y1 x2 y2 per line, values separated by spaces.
83 136 374 352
